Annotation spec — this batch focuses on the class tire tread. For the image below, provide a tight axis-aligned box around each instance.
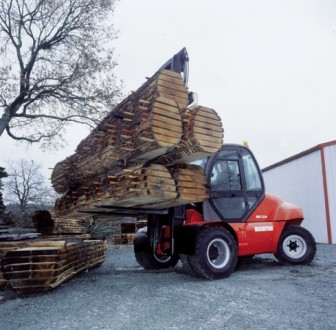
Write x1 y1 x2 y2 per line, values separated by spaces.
274 225 316 265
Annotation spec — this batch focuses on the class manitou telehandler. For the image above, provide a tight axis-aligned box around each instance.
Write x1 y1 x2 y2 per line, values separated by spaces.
121 48 316 279
133 142 316 279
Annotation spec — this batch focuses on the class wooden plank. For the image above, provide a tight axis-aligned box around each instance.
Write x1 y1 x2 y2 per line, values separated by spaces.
191 109 220 121
151 113 182 128
192 126 224 138
194 138 222 149
152 106 182 120
193 132 222 143
156 85 188 100
151 117 183 131
152 126 182 139
194 105 219 115
157 78 186 90
134 146 170 159
156 74 185 87
158 93 189 109
147 77 186 92
153 134 181 145
194 115 223 127
155 96 180 108
177 187 207 194
159 69 184 79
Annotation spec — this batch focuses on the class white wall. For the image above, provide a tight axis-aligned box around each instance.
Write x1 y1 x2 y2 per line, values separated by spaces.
263 150 330 243
324 145 336 243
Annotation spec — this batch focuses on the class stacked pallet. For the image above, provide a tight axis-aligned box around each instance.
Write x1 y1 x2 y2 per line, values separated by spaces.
51 68 223 217
0 239 106 293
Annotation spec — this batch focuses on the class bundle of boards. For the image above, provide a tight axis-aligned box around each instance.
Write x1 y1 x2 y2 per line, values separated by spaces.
32 210 92 235
0 239 106 293
51 69 224 217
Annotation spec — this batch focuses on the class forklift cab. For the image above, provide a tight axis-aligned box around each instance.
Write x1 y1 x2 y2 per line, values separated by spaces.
203 144 265 222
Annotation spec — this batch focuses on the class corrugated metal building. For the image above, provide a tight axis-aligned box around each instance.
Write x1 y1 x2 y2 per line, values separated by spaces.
262 140 336 244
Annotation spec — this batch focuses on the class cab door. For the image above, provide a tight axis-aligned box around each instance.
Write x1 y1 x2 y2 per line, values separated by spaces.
205 144 264 222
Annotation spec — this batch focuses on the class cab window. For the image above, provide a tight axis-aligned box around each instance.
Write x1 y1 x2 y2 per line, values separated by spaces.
208 146 264 221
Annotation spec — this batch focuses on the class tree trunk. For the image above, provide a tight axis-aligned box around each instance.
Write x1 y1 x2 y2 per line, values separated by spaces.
0 109 11 137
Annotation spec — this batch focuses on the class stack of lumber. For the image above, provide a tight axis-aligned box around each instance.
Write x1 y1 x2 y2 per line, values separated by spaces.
136 219 147 229
0 241 22 289
32 210 92 235
54 164 208 217
167 165 208 205
97 164 178 207
0 239 106 293
156 105 223 164
112 219 148 245
51 70 188 194
32 210 54 234
51 68 223 217
53 217 92 234
112 233 136 245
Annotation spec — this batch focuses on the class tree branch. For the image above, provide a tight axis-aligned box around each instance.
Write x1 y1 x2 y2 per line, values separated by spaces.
0 0 121 146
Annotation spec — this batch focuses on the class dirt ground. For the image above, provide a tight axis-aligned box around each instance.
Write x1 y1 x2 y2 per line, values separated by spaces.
0 243 335 330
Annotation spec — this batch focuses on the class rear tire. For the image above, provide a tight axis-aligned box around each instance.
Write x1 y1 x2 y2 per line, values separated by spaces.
134 227 179 269
180 254 200 276
274 225 316 265
189 227 238 279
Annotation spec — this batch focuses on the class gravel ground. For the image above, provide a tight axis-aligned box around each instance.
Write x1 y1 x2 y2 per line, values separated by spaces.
0 243 335 330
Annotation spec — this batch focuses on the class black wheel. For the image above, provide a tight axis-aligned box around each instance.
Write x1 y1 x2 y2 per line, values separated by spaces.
274 225 316 265
134 227 179 269
179 254 201 277
188 227 238 279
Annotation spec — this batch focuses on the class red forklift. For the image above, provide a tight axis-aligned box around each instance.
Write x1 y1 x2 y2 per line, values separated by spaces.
133 142 316 279
131 49 316 279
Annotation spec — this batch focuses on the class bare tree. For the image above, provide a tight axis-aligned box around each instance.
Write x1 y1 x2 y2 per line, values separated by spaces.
4 159 55 213
0 0 122 148
0 166 8 218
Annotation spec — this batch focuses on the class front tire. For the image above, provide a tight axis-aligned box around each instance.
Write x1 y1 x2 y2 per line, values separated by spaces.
189 227 238 279
274 225 316 265
134 227 179 269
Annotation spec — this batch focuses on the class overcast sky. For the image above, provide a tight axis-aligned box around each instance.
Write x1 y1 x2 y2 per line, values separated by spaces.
1 0 336 185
